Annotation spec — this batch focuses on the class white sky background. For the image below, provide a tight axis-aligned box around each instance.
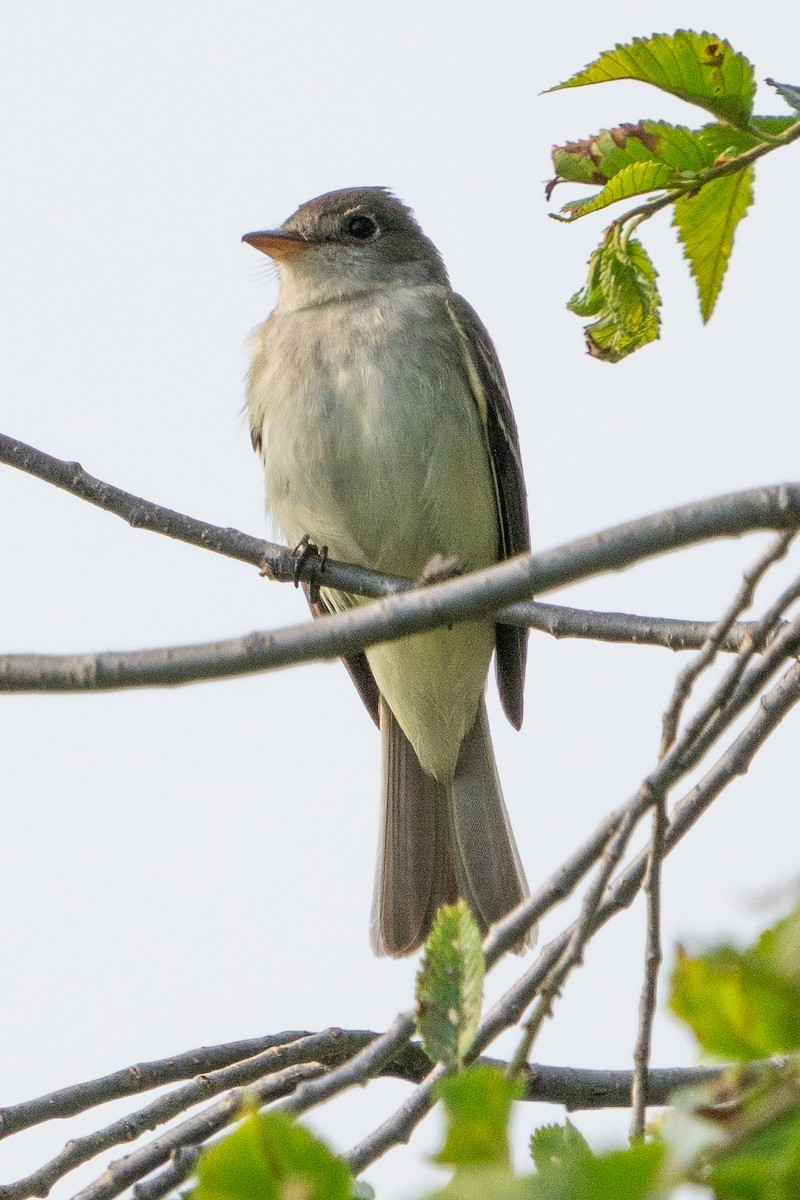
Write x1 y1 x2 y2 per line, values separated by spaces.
2 2 799 1197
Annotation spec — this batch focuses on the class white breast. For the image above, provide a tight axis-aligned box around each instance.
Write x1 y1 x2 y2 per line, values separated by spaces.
247 284 498 580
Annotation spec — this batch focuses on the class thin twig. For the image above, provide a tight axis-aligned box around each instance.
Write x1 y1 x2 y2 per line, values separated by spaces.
0 1033 343 1200
483 805 627 966
277 1011 416 1116
661 531 796 756
508 803 645 1076
509 559 797 1077
676 583 800 765
0 1032 308 1139
93 1053 743 1200
67 1064 325 1200
629 794 667 1140
632 541 797 1137
515 604 774 653
665 610 800 792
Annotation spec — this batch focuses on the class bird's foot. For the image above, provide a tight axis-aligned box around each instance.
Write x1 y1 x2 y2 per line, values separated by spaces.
292 535 328 603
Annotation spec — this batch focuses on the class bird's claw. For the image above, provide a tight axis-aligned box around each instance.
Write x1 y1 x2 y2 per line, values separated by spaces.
292 535 328 603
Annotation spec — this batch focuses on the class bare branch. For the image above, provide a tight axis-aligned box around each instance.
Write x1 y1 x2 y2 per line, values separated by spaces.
3 434 800 694
0 610 780 695
661 531 797 756
0 1033 344 1200
483 806 627 966
0 1031 308 1139
0 432 402 598
67 1064 325 1200
4 433 800 591
629 795 666 1140
277 1012 415 1117
518 604 773 653
509 805 645 1075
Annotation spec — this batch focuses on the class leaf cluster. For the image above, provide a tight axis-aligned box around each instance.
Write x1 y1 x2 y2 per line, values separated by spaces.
548 31 800 359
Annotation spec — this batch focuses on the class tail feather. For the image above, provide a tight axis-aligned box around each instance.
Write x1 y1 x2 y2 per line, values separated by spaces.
371 694 530 957
449 697 530 939
371 698 457 956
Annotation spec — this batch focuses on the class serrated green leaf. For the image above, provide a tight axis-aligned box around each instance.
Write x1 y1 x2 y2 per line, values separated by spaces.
559 161 678 219
530 1120 592 1170
416 901 485 1068
531 1140 664 1199
549 31 755 127
673 163 753 321
767 78 800 113
670 943 800 1060
435 1066 523 1168
551 121 710 192
194 1108 351 1200
569 236 660 363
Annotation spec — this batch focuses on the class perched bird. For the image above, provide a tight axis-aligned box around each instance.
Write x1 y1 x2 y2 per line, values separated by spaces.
244 188 530 956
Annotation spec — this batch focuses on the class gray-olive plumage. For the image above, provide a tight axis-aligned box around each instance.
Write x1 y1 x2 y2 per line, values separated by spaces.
244 188 530 955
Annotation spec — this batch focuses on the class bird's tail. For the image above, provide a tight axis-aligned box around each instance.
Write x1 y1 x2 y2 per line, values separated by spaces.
370 695 530 957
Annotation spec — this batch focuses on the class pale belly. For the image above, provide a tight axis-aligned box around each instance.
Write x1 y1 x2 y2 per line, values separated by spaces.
248 286 499 779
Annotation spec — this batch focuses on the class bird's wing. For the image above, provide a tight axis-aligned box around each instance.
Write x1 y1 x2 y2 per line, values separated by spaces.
446 293 531 730
306 588 381 727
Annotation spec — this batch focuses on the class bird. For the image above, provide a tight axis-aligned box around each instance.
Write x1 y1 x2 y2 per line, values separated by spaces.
243 187 530 956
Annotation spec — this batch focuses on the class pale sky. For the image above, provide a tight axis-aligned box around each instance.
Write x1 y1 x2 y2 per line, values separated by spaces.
2 3 799 1198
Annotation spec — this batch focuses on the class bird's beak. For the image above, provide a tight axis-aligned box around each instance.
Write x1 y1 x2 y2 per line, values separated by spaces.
241 229 313 261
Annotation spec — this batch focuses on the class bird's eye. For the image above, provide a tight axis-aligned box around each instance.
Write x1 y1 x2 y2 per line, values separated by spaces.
347 214 378 240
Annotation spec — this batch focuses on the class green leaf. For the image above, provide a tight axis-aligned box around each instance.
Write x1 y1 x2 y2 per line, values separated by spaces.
558 161 678 220
751 906 800 989
194 1108 351 1200
665 1063 800 1196
429 1166 535 1200
568 235 660 362
435 1066 523 1168
416 900 485 1068
530 1120 592 1170
531 1140 665 1199
697 116 797 159
707 1155 776 1199
749 114 800 139
767 78 800 113
549 31 755 127
673 163 753 321
550 121 711 192
576 1142 664 1199
670 943 800 1060
566 244 605 318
